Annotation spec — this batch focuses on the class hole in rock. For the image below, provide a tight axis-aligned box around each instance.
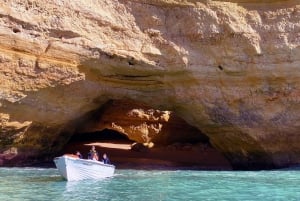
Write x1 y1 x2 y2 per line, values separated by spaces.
128 60 134 65
12 27 21 33
128 57 135 65
60 100 232 170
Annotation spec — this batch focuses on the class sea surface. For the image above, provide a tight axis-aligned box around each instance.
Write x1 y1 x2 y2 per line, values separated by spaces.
1 167 300 201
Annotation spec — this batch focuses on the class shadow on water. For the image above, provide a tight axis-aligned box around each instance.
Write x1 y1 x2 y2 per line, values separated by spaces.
277 164 300 171
25 175 65 183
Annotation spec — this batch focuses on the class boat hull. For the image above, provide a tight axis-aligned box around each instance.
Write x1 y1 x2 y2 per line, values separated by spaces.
54 155 115 181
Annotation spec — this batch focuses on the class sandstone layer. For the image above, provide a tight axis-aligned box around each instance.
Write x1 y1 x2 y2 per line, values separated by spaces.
0 0 300 169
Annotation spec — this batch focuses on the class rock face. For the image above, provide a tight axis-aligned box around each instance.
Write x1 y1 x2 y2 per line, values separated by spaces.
73 99 209 145
0 0 300 169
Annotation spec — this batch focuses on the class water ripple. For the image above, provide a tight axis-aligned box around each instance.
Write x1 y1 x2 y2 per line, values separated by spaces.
1 168 300 201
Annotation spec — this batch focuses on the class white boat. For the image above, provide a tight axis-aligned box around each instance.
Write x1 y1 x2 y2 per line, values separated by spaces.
54 155 115 181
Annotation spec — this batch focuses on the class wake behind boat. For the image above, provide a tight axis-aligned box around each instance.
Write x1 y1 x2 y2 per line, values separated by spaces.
54 155 115 181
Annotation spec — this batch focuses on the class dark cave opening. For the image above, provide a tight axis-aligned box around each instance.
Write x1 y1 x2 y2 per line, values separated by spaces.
59 100 232 170
61 129 231 170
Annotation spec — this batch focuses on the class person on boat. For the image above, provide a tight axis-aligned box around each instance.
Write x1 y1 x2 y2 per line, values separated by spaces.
102 153 111 164
88 146 99 161
76 151 83 159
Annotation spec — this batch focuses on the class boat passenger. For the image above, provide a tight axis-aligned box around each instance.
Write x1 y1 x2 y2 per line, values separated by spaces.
102 153 111 164
76 151 83 159
88 146 99 161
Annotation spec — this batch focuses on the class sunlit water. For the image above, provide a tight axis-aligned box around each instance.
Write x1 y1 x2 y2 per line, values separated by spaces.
1 167 300 201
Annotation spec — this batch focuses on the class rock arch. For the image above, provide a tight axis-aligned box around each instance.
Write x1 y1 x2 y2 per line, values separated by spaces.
54 99 231 169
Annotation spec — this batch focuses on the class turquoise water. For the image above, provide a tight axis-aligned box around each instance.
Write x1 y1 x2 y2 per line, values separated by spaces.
1 168 300 201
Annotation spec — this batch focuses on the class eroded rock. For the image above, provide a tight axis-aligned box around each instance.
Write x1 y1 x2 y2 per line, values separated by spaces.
1 0 300 169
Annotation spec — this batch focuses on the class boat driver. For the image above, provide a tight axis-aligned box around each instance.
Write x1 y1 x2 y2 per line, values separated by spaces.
88 146 99 161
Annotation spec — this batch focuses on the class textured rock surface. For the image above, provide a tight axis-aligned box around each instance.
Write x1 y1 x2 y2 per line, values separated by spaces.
0 0 300 168
74 99 209 145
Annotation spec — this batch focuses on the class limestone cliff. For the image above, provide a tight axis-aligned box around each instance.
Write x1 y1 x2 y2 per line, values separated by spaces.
0 0 300 169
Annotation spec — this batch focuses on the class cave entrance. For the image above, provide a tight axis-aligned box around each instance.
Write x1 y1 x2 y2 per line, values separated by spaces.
60 99 232 170
62 129 134 161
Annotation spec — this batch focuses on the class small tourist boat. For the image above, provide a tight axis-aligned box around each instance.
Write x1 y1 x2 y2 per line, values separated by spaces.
54 155 115 181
